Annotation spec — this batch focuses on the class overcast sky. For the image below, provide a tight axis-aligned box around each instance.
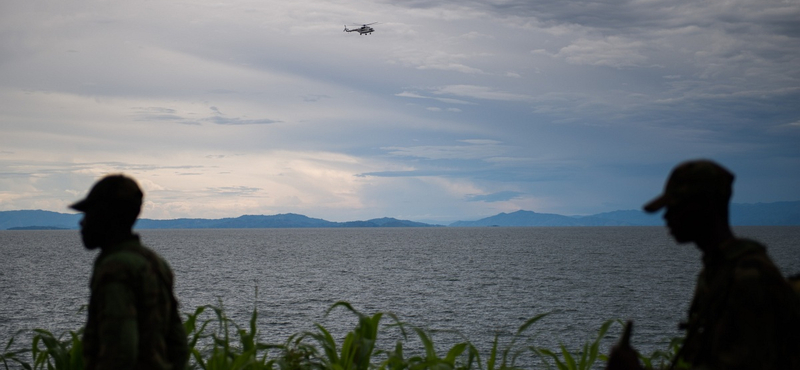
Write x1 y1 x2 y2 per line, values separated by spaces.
1 0 799 223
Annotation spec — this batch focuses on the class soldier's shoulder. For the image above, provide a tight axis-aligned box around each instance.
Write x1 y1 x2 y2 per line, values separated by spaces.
94 241 157 281
131 243 173 272
727 240 787 289
99 248 148 269
734 239 774 263
724 239 770 264
735 237 767 248
726 238 766 254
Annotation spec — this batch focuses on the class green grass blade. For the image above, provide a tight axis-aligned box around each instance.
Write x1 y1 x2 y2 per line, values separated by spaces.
69 330 84 370
586 319 618 367
325 301 361 318
312 323 340 365
559 344 576 370
577 342 589 370
486 334 498 370
412 327 437 361
516 313 549 337
444 342 467 364
534 348 567 370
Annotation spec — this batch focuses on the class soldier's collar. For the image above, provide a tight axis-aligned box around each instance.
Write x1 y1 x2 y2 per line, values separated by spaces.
718 238 764 260
100 234 141 252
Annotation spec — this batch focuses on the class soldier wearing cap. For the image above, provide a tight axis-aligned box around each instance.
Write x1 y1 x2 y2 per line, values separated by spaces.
607 160 799 370
71 174 188 370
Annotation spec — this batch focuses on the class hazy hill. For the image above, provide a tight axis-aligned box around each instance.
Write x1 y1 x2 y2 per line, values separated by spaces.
135 214 438 229
448 201 800 227
448 210 638 227
0 211 440 230
585 210 663 226
134 213 338 229
1 201 797 229
0 210 82 230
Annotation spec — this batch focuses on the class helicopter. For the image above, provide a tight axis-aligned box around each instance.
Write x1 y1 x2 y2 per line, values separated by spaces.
344 22 377 35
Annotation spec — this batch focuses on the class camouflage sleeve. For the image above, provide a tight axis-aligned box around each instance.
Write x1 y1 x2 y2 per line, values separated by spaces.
94 280 139 370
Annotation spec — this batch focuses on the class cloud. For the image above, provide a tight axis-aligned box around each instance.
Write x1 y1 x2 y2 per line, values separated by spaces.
396 91 474 105
396 91 427 99
432 85 534 101
465 191 523 202
461 139 501 145
132 105 283 126
205 116 281 125
538 37 649 68
303 94 331 102
460 31 493 40
389 47 486 74
132 107 194 124
357 170 443 178
207 186 264 196
382 140 507 160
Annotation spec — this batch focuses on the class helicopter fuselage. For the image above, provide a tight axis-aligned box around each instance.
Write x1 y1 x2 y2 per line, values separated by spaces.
344 24 375 35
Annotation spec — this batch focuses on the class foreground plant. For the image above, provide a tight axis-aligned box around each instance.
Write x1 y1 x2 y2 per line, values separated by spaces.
531 319 616 370
1 328 83 370
1 302 681 370
2 334 28 370
183 301 274 370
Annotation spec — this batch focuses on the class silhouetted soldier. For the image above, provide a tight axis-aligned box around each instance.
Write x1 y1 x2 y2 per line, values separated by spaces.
607 160 799 370
71 175 188 370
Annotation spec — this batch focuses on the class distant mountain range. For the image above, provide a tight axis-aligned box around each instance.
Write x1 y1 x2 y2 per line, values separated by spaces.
450 201 800 227
1 201 798 230
448 210 653 227
0 211 438 230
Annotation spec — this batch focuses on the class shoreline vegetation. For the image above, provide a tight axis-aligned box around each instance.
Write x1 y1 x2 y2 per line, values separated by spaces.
1 300 684 370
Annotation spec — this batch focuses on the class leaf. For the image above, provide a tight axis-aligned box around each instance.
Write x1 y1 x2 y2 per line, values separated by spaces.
487 334 498 370
535 348 568 370
516 313 549 337
412 327 437 361
559 344 576 370
444 343 467 364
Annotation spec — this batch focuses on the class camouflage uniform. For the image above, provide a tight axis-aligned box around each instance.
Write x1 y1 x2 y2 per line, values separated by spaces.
681 238 800 370
639 160 800 370
83 236 188 370
70 175 189 370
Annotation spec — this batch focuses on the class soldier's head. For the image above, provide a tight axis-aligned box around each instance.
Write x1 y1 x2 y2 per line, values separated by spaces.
70 174 143 249
643 160 734 243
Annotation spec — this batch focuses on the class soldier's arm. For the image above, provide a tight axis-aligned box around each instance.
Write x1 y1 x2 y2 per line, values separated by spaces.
94 280 139 370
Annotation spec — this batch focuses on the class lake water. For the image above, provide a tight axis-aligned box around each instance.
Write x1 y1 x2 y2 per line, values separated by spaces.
2 226 799 364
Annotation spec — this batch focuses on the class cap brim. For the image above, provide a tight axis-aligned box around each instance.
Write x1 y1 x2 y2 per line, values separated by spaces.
69 199 91 212
643 194 667 213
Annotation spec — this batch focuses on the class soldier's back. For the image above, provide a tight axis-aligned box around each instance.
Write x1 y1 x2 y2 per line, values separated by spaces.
85 237 187 370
